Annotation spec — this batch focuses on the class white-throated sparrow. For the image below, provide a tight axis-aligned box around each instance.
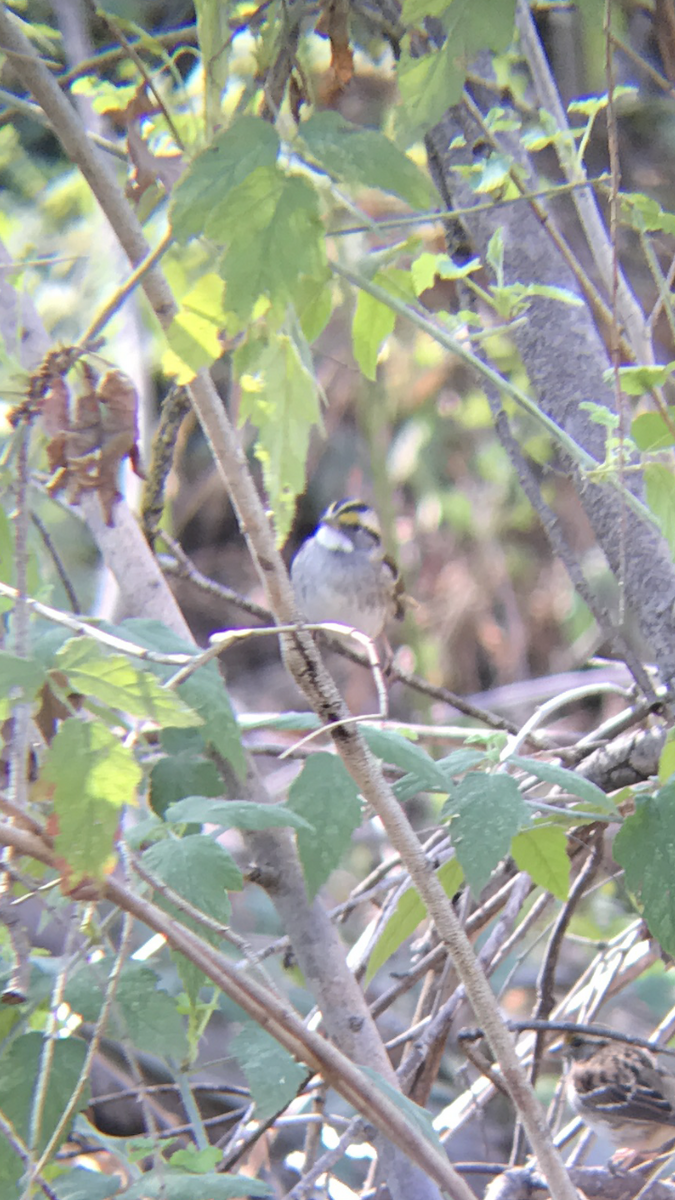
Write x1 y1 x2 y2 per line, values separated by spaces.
290 499 404 640
563 1033 675 1152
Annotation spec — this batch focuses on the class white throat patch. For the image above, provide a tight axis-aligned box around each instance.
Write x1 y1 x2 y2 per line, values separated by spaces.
316 523 354 553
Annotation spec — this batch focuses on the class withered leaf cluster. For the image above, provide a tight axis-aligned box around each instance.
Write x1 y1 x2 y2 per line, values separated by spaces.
18 352 144 526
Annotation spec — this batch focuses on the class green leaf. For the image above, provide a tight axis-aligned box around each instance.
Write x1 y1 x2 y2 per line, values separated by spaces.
442 773 530 894
232 1024 306 1122
396 0 516 140
150 755 222 818
210 166 327 319
645 463 675 559
632 411 675 452
65 962 188 1061
614 784 675 955
511 825 570 900
238 331 323 545
52 1168 122 1199
118 619 245 776
365 857 462 983
286 753 362 899
298 111 433 208
0 505 16 613
165 796 314 832
360 1066 446 1155
506 754 618 814
168 1145 222 1174
56 639 202 728
142 835 241 1001
123 1174 272 1199
397 35 462 142
362 726 447 788
163 272 229 384
294 274 334 344
619 192 675 237
437 748 489 776
659 732 675 785
402 0 452 19
41 718 141 882
0 1033 88 1187
0 651 45 716
169 117 280 241
352 287 396 381
614 362 675 394
410 252 480 294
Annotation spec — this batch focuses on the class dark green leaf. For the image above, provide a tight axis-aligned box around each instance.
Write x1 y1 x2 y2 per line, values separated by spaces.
150 755 222 818
298 111 433 208
286 753 362 899
614 785 675 955
232 1024 306 1122
123 1173 272 1199
360 1067 446 1154
437 749 489 777
142 836 241 1001
362 726 447 788
65 962 188 1061
53 1169 122 1199
645 464 675 559
169 117 280 241
396 0 516 140
0 1033 88 1183
165 796 314 832
507 754 618 814
442 773 530 894
0 651 45 706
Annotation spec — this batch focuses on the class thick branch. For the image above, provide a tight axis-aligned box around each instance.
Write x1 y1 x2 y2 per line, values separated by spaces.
425 78 675 693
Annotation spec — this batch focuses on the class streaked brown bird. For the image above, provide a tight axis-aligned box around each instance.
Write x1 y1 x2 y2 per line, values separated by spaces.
564 1033 675 1152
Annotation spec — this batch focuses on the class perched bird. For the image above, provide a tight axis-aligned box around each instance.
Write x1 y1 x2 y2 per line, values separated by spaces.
564 1033 675 1152
290 499 405 640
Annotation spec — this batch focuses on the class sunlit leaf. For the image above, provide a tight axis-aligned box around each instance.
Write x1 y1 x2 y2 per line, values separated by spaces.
365 858 463 983
40 718 141 882
210 166 327 319
511 825 570 900
170 117 279 241
238 331 323 544
56 638 202 728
